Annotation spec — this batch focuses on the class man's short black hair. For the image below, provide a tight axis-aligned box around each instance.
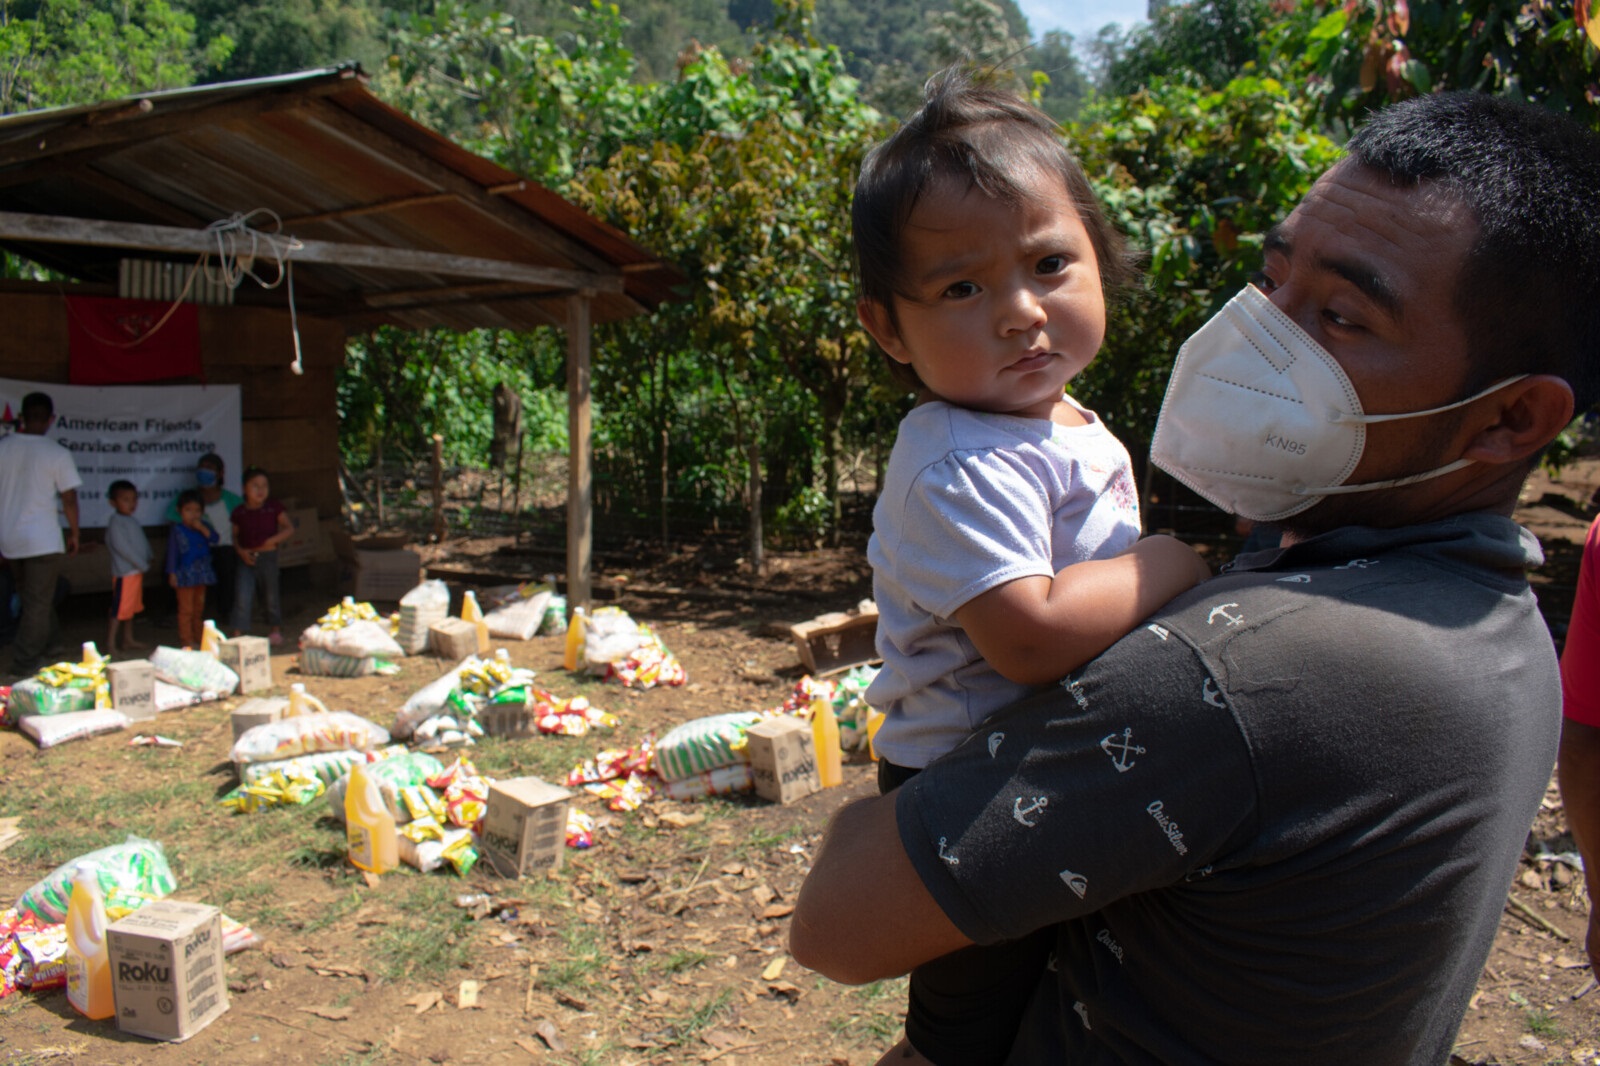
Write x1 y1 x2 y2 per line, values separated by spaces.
176 488 203 510
1346 92 1600 415
20 392 52 423
198 452 224 472
108 479 136 498
852 67 1135 391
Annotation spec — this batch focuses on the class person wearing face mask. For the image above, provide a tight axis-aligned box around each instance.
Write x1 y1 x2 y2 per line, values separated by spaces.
165 453 240 624
792 90 1597 1065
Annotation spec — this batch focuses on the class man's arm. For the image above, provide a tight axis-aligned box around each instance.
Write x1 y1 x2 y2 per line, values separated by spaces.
954 534 1210 686
1558 719 1600 973
790 794 972 984
60 489 78 556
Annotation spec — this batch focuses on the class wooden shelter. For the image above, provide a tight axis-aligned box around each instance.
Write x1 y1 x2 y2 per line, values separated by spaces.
0 63 683 608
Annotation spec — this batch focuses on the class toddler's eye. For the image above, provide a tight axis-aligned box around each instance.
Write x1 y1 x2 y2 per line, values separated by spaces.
1037 255 1067 275
943 281 979 299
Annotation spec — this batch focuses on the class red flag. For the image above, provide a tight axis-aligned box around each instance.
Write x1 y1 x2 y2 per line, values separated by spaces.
66 296 202 385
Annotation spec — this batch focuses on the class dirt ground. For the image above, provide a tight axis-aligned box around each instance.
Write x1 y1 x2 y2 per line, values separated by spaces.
1 455 1598 1066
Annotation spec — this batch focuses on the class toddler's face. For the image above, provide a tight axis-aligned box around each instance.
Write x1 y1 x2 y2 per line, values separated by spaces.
111 490 138 516
243 475 269 505
180 502 203 525
860 167 1106 419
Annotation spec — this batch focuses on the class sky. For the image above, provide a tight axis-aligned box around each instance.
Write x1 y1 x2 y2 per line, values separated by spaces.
1017 0 1149 41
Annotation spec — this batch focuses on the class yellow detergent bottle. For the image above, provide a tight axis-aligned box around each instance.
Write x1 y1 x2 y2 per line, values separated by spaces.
80 642 102 666
563 606 588 672
810 698 843 788
287 682 329 718
64 867 114 1021
865 708 886 762
462 590 490 656
201 619 225 655
345 761 399 874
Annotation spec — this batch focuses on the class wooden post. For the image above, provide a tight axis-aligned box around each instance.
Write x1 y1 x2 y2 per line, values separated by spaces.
431 433 446 543
566 292 594 612
512 431 525 515
375 432 385 528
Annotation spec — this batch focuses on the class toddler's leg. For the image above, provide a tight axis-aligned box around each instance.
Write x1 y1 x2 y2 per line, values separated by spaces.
232 557 256 634
902 931 1054 1065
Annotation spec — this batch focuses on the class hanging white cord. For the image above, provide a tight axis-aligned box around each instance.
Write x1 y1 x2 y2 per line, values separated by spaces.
204 209 306 375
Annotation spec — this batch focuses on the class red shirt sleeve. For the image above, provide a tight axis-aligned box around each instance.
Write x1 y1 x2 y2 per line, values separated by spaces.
1562 517 1600 726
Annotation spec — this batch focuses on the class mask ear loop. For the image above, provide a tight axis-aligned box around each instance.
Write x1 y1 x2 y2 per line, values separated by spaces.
1299 375 1531 496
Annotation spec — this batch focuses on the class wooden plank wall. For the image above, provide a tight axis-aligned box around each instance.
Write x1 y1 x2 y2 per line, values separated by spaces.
0 290 347 590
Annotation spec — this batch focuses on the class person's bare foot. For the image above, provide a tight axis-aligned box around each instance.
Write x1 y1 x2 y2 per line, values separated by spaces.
124 638 147 650
875 1037 933 1065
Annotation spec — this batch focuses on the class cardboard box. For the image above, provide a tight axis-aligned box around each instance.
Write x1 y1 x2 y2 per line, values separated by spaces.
746 716 821 805
480 776 572 878
231 696 290 741
276 508 327 567
218 636 272 694
789 602 880 675
352 549 423 603
478 700 538 739
429 617 478 661
108 900 228 1042
106 660 156 721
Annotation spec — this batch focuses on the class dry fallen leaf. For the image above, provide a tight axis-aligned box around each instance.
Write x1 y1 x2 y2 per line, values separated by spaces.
760 957 788 981
407 991 444 1014
311 964 369 982
514 1037 543 1057
361 870 381 889
699 1028 750 1051
751 884 776 907
659 810 706 829
760 903 795 920
535 1018 566 1051
458 980 483 1009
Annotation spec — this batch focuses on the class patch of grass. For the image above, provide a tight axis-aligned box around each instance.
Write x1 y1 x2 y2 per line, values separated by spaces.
662 988 734 1047
540 921 606 991
654 949 713 974
1525 1009 1564 1039
827 978 907 1046
319 1048 391 1066
299 887 366 934
733 823 803 860
369 878 476 980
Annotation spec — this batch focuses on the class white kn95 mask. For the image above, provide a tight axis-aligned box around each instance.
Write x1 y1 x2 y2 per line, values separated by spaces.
1150 284 1525 522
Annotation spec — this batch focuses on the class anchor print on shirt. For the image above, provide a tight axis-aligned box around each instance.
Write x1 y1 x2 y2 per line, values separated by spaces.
1207 602 1244 627
1013 796 1048 827
1100 728 1144 773
987 732 1005 758
1276 573 1312 583
1334 558 1377 570
1073 1001 1093 1029
937 837 959 866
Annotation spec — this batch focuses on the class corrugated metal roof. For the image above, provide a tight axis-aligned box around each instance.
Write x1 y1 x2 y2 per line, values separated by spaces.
0 64 685 331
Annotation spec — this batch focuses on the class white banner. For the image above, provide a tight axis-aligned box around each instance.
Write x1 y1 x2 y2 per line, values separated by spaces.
0 378 242 528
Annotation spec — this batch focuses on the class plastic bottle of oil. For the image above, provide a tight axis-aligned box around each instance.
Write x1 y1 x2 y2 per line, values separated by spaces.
563 606 588 672
201 619 225 655
865 708 886 762
462 590 490 656
810 698 843 788
80 641 102 666
345 761 398 874
64 867 114 1020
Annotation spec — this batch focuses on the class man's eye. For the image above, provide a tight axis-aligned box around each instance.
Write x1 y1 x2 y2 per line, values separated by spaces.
1038 255 1066 275
943 281 979 299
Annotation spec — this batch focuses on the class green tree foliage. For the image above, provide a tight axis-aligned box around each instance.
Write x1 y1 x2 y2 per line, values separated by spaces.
1281 0 1600 130
186 0 387 83
0 0 229 113
1097 0 1273 96
1070 75 1340 451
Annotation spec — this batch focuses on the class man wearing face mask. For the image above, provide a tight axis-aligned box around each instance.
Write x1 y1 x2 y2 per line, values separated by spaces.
164 453 240 624
793 91 1597 1065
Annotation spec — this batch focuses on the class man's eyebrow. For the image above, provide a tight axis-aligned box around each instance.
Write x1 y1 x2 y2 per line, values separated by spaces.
1261 226 1404 322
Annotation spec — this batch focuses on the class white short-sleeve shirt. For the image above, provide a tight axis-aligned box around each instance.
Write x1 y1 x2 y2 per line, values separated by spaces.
867 399 1142 768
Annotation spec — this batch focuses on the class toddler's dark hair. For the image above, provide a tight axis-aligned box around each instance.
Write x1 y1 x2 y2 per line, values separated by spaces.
176 489 204 511
853 67 1135 390
241 466 269 486
108 479 136 498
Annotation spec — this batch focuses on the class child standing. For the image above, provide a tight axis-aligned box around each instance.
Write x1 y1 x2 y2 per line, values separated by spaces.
166 489 219 648
854 72 1211 1064
230 467 293 645
104 479 150 654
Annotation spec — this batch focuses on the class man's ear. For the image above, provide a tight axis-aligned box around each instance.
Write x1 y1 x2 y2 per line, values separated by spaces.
1460 375 1576 466
858 298 911 364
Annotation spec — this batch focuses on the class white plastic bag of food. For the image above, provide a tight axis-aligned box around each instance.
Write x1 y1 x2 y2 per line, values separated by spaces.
230 712 391 765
